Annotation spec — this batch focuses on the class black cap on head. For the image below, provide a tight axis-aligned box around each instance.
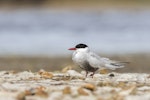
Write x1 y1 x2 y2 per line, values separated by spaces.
75 44 88 48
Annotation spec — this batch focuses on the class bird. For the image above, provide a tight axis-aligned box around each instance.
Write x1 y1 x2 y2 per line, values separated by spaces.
68 43 127 77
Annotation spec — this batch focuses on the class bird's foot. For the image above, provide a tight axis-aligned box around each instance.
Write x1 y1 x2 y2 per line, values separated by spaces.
89 72 95 78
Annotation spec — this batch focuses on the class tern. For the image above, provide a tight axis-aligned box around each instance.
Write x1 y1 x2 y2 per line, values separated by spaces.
68 43 127 77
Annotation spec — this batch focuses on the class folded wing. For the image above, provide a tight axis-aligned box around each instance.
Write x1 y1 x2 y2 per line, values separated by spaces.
87 52 126 70
102 58 126 70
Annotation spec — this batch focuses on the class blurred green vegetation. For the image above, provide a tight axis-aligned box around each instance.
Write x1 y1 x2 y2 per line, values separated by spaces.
0 0 150 4
0 0 150 8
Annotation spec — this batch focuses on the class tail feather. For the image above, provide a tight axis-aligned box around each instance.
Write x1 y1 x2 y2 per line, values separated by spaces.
105 62 129 70
110 61 129 66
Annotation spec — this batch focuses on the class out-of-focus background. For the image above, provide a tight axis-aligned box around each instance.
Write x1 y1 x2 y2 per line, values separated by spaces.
0 0 150 73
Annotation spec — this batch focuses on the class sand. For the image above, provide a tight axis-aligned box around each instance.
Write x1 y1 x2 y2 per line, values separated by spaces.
0 69 150 100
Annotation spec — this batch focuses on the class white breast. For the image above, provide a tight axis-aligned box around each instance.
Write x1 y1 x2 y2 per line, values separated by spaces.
72 51 87 67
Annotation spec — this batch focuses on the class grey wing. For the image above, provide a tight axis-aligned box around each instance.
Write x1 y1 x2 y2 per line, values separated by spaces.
101 57 126 70
87 52 105 69
87 52 126 70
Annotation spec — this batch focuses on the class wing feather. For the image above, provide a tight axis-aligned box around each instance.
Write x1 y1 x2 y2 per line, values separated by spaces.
87 52 126 70
87 52 105 69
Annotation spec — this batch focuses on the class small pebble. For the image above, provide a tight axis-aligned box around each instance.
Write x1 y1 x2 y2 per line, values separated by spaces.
109 73 115 77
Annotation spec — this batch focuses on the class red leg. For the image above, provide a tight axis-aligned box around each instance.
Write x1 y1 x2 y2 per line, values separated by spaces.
85 71 88 77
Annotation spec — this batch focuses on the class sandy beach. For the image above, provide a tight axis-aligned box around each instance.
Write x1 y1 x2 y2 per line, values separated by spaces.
0 69 150 100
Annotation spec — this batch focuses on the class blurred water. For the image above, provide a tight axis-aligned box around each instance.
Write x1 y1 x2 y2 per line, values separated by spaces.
0 9 150 56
